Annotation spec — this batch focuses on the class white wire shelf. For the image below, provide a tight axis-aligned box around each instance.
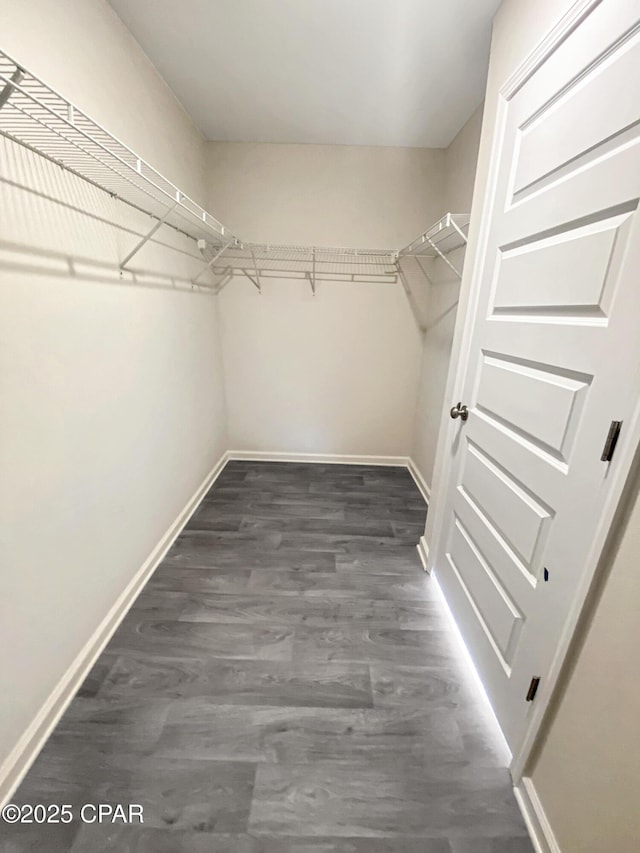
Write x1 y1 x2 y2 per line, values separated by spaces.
0 50 469 289
0 49 237 251
399 213 470 258
196 243 399 293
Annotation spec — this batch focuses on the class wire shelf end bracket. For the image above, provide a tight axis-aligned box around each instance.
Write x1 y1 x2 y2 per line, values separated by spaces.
0 65 23 110
398 213 470 280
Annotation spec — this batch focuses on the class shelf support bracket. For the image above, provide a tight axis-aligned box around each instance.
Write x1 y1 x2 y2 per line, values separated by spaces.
243 270 261 292
246 249 262 293
396 262 426 334
415 256 435 287
120 199 181 270
310 248 316 295
448 218 469 246
212 269 234 294
0 67 24 111
193 240 232 285
424 236 463 279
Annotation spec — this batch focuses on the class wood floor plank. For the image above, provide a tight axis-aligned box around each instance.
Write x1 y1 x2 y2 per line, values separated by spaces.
276 532 421 553
370 663 473 710
307 483 420 500
391 520 429 541
194 498 347 521
453 708 513 768
239 516 396 537
450 839 538 853
76 654 118 698
334 551 427 576
293 625 456 666
155 701 463 765
177 528 285 549
177 592 344 625
344 505 427 524
0 822 80 852
96 653 204 700
204 482 314 500
108 619 294 661
162 540 337 572
246 471 365 490
70 829 452 853
184 511 245 532
249 763 525 838
97 656 373 708
109 757 255 832
129 589 190 619
176 591 444 630
211 469 250 483
148 565 253 593
14 752 255 833
46 697 169 756
248 569 432 601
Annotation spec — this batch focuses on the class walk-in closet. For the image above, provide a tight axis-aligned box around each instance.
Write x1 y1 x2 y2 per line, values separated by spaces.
2 2 640 851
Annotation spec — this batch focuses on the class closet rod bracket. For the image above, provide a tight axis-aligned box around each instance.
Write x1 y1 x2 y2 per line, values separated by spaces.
120 199 181 270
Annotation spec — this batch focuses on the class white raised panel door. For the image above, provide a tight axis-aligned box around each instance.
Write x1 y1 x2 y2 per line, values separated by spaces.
433 0 640 753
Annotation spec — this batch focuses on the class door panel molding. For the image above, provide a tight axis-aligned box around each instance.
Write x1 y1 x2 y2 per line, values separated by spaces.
447 515 524 672
460 439 553 572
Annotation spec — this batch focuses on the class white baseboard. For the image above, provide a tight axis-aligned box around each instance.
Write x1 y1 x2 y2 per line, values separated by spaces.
417 535 430 572
0 451 229 808
406 458 430 505
227 449 410 467
514 777 561 853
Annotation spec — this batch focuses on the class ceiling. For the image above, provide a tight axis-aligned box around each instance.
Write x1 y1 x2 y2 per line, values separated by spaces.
108 0 501 148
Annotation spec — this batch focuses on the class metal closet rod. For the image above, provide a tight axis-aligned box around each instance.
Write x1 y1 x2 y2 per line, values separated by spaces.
0 50 469 287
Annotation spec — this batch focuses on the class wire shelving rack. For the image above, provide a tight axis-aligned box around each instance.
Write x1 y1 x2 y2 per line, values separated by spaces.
0 49 470 289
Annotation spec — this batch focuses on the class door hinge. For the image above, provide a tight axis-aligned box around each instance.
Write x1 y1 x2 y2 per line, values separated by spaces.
526 676 541 702
601 420 622 462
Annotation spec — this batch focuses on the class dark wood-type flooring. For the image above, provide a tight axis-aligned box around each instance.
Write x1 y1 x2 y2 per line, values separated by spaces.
2 461 533 852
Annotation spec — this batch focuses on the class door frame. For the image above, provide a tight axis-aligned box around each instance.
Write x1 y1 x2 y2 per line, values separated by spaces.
425 0 640 782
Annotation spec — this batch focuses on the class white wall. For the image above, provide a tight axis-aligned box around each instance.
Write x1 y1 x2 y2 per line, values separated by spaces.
206 142 445 247
0 0 227 795
218 277 422 457
530 468 640 851
207 143 443 457
410 106 484 492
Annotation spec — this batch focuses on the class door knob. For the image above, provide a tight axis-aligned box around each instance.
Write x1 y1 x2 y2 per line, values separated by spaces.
450 401 469 421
